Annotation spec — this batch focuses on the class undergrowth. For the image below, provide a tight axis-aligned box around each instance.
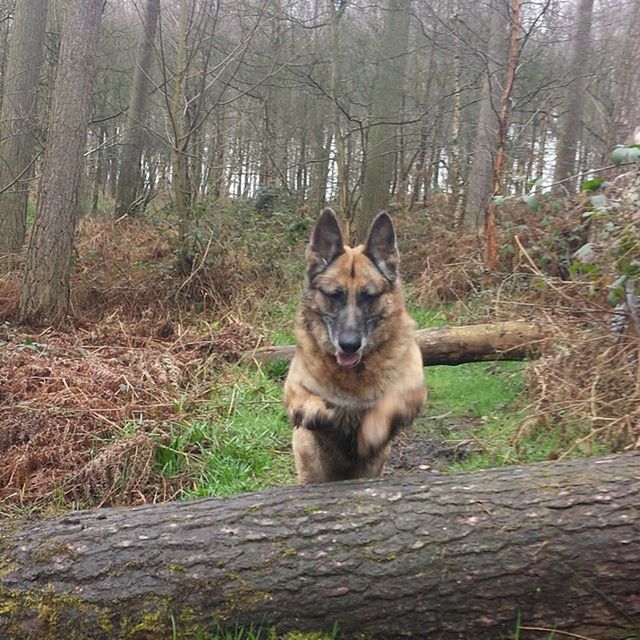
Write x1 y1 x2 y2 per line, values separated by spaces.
0 168 638 514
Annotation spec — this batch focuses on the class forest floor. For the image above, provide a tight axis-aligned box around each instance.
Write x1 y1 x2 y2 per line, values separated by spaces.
0 182 638 516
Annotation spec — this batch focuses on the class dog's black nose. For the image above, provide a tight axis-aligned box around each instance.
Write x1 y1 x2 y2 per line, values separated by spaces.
338 332 362 354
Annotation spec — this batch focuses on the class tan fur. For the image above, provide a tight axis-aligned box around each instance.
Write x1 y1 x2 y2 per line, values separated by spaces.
284 229 426 483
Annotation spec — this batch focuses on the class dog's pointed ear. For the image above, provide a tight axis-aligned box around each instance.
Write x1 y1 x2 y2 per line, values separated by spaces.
307 208 344 278
364 211 399 282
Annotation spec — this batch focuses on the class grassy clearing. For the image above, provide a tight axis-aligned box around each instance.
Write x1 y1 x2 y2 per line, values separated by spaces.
425 359 610 472
158 368 295 498
154 290 550 500
154 297 476 500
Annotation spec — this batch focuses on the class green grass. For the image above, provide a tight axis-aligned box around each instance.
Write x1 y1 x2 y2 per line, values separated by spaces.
261 294 300 346
157 369 295 498
177 626 339 640
26 199 36 228
424 360 610 472
407 303 449 329
426 361 524 418
157 358 538 500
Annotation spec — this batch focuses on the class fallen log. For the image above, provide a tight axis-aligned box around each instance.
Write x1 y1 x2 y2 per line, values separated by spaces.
1 453 639 639
243 320 549 367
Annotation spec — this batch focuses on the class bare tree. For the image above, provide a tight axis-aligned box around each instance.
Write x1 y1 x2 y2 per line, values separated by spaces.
19 0 104 325
610 0 640 146
114 0 161 218
358 0 411 240
0 0 48 254
448 3 465 223
484 0 522 269
461 0 508 233
552 0 594 194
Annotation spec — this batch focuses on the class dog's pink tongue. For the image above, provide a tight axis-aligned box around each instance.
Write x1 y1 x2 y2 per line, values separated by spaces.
336 351 361 368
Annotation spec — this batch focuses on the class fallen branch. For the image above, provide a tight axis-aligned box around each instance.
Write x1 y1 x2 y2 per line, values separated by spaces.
1 453 639 639
244 320 549 367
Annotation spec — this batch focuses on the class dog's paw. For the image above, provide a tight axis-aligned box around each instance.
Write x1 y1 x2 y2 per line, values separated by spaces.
290 406 335 431
357 415 389 458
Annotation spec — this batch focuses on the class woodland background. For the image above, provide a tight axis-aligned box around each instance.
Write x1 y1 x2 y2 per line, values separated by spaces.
0 0 638 520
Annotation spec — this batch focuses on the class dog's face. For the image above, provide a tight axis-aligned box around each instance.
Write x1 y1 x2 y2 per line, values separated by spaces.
304 208 402 368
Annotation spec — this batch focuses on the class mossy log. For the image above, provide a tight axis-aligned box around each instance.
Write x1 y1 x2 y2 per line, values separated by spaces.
243 321 549 367
2 454 640 639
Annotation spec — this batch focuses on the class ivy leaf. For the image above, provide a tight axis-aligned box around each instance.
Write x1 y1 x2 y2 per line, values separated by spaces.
581 177 604 192
611 147 630 165
573 242 595 263
607 288 625 307
611 146 640 165
590 194 608 209
521 194 539 211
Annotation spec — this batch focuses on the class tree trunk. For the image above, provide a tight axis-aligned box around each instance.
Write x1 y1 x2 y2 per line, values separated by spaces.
409 123 428 210
309 126 332 214
552 0 594 194
484 0 522 269
0 0 48 254
242 321 549 367
18 0 103 325
207 107 227 200
461 0 508 233
535 111 548 192
328 0 350 224
171 0 193 275
358 0 411 240
91 127 107 215
1 453 639 639
114 0 160 218
610 0 640 146
449 5 465 224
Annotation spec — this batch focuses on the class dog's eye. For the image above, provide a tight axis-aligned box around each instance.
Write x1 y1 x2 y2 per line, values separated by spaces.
324 288 345 302
358 290 380 304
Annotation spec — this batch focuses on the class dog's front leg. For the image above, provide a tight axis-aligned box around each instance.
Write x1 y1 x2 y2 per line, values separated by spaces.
284 379 335 431
284 377 339 484
357 386 425 459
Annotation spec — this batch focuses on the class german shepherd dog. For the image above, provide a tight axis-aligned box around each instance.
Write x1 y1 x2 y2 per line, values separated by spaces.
284 209 425 483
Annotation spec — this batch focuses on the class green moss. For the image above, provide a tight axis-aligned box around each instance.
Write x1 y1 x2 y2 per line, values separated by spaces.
122 608 166 636
0 520 21 578
213 573 273 622
0 584 91 640
31 541 75 564
168 563 187 574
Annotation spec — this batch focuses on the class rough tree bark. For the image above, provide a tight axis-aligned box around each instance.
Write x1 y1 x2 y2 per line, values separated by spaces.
18 0 103 325
328 0 350 224
358 0 411 239
1 454 639 639
448 3 465 224
461 0 508 233
484 0 521 269
170 0 192 275
610 0 640 146
242 321 548 367
0 0 48 254
114 0 161 218
552 0 594 194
